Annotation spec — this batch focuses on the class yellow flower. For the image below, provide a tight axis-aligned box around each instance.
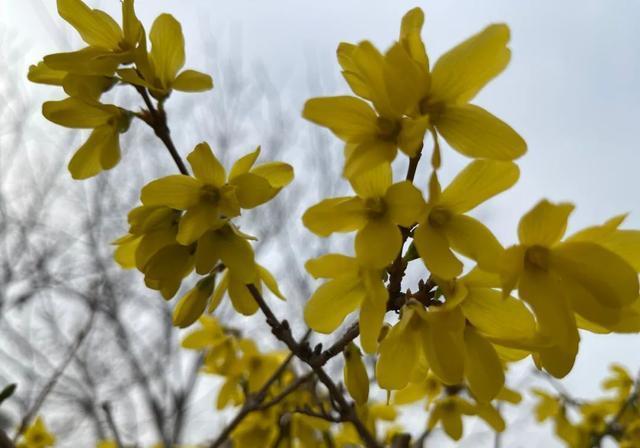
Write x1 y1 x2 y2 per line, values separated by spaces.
42 97 129 179
44 0 142 75
501 200 639 377
28 62 115 101
427 396 476 441
209 264 285 316
304 40 430 178
303 164 425 268
172 275 216 328
303 254 387 353
399 8 526 161
113 205 180 270
414 159 519 279
118 13 213 99
96 441 117 448
601 364 634 399
393 372 442 406
141 143 292 245
343 342 369 405
143 242 195 299
230 411 278 447
20 417 56 448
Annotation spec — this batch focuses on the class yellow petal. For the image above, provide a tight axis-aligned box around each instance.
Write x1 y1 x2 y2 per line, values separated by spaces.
397 115 430 157
430 24 511 104
445 215 504 273
475 404 506 433
187 142 226 186
439 160 519 214
344 140 397 179
173 69 213 92
343 343 369 405
355 218 402 268
57 0 122 49
551 241 639 307
359 270 388 353
349 41 395 118
385 181 426 227
229 147 261 179
519 269 579 377
421 309 465 385
149 14 185 88
218 233 257 284
44 47 120 76
43 97 118 128
338 42 373 100
302 96 377 141
258 265 284 300
399 7 428 69
113 234 140 269
194 231 222 274
68 124 120 179
518 200 574 246
121 0 142 48
251 162 294 188
462 287 537 343
140 175 202 209
463 326 504 402
227 274 259 315
27 61 66 85
441 409 464 440
305 254 359 279
62 74 115 100
560 274 623 329
304 276 364 333
118 67 151 89
177 204 223 245
230 173 276 209
384 42 429 115
414 223 463 279
349 163 392 199
436 104 526 160
302 197 367 236
376 316 419 390
173 286 210 328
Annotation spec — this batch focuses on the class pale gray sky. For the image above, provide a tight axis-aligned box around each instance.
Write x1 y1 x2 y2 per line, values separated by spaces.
2 0 640 445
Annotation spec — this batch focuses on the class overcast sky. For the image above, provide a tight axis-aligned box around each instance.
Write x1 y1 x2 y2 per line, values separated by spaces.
2 0 640 445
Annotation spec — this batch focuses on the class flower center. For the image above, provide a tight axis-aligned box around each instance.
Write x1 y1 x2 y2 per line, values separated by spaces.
200 185 220 204
419 98 445 121
525 245 550 271
428 207 451 228
376 117 401 142
364 197 387 219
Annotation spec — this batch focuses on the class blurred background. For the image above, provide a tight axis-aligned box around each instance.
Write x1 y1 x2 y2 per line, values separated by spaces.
0 0 638 446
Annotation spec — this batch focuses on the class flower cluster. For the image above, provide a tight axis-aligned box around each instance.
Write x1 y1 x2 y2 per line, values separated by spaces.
533 364 640 447
301 6 640 442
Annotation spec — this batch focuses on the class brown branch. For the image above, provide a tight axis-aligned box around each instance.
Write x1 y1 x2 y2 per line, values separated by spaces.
246 285 381 448
134 86 190 176
258 372 314 411
0 430 14 448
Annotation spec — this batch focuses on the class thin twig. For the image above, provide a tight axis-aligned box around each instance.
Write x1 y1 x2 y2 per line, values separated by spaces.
102 402 124 448
13 308 96 441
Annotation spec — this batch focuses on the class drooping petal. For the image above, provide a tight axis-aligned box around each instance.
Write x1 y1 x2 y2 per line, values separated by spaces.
173 287 209 328
560 275 623 329
227 274 259 315
397 115 430 157
305 254 359 279
194 230 222 274
149 14 185 88
44 47 120 76
68 124 120 179
343 343 369 405
414 223 463 279
57 0 122 49
385 181 426 227
28 61 67 85
518 200 574 246
141 175 202 209
551 241 639 307
302 96 378 142
302 197 367 236
62 74 115 100
430 24 511 104
436 104 526 160
258 265 285 300
359 270 388 353
177 203 224 245
463 326 504 402
343 140 397 179
304 277 364 333
439 160 519 214
445 215 504 273
355 218 402 268
519 269 579 377
421 308 466 385
173 69 214 92
187 142 226 186
376 315 419 390
218 232 257 284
